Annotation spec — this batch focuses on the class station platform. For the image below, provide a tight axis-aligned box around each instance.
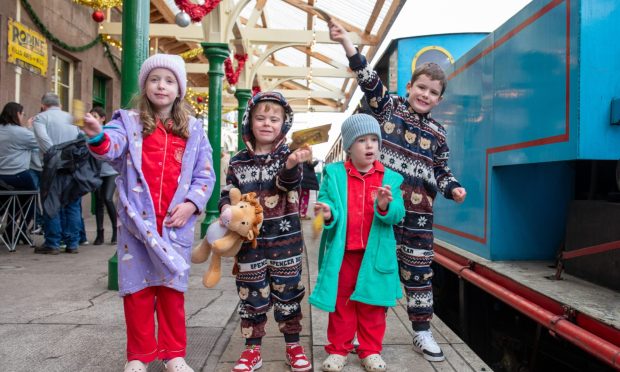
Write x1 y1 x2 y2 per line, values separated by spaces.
0 213 490 371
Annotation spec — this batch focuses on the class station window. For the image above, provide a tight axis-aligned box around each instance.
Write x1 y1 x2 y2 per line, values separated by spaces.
93 73 108 109
50 54 73 111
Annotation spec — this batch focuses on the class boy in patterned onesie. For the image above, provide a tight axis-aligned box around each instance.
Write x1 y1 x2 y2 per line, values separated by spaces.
329 21 467 362
219 92 313 372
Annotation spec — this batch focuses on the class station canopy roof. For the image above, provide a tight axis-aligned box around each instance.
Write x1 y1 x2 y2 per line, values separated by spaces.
101 0 405 113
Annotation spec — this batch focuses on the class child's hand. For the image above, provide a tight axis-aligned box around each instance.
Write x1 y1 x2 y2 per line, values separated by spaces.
452 187 467 203
83 113 103 138
219 204 231 226
165 202 197 228
328 20 356 56
376 185 393 211
314 202 332 221
286 146 313 169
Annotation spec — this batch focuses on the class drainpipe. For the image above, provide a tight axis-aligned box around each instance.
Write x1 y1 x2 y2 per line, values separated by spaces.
434 251 620 369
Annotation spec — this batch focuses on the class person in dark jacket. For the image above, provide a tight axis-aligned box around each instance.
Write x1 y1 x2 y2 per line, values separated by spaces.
300 159 319 219
33 93 84 254
89 106 118 245
39 138 102 223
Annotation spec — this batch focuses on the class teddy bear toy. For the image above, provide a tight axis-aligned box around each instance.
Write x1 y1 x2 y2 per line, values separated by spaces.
191 188 263 288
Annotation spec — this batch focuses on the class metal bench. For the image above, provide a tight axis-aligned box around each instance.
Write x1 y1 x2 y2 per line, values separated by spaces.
0 190 39 252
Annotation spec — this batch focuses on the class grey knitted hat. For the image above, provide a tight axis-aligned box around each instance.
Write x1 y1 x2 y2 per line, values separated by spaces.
341 113 382 151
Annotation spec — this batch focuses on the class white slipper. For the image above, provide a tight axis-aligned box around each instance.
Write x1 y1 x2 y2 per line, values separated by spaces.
124 360 147 372
165 357 194 372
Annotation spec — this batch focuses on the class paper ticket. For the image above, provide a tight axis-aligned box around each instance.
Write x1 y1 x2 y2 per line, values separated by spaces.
72 99 85 127
289 123 331 150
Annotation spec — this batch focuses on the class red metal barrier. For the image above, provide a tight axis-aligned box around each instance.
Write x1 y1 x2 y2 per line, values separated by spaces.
433 248 620 370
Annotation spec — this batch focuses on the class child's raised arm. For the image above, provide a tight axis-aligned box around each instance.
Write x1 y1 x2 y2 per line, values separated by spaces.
286 146 313 170
330 20 394 122
328 20 356 57
86 110 129 162
83 113 102 138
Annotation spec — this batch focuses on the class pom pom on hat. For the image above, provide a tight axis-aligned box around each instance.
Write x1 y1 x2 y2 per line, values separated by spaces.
341 113 382 151
138 54 187 99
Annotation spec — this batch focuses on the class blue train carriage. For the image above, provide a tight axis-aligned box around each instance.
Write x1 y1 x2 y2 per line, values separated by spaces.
352 0 620 369
433 0 620 284
425 0 620 369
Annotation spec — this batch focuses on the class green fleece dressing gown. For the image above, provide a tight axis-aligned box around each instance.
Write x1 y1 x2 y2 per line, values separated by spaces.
309 162 406 312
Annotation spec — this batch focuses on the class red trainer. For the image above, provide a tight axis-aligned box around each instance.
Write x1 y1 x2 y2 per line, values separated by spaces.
285 344 312 372
232 346 262 372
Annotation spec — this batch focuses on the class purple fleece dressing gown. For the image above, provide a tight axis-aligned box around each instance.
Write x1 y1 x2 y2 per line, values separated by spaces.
90 109 215 296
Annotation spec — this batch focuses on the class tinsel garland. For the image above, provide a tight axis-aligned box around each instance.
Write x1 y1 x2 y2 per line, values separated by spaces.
185 87 209 117
20 0 101 52
224 54 248 85
174 0 222 22
179 47 203 61
72 0 122 8
102 41 121 78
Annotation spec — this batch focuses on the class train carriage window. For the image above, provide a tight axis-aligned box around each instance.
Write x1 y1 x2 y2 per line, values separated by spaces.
411 46 454 73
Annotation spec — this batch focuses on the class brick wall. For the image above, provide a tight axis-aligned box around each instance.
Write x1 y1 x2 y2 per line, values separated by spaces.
0 0 121 119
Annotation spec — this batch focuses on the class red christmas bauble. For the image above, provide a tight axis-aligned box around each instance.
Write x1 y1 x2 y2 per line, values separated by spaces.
196 96 204 103
92 10 105 23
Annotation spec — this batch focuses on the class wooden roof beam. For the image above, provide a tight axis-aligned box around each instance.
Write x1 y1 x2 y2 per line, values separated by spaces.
306 0 315 69
242 28 375 46
292 46 348 70
246 0 266 29
365 0 385 34
282 0 374 40
280 80 338 108
258 66 354 78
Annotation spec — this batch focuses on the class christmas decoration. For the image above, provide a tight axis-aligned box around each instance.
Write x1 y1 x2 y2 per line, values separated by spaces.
185 88 209 117
175 11 191 27
224 54 248 87
179 47 203 61
102 34 122 50
174 0 222 23
92 10 105 23
73 0 122 9
226 85 236 95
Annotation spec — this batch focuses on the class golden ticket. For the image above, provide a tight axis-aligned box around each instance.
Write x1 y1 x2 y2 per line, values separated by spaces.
72 99 85 127
289 124 331 150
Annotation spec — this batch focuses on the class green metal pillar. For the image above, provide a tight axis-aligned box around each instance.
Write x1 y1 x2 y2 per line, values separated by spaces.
109 0 150 291
234 88 252 151
120 0 150 108
201 42 229 236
